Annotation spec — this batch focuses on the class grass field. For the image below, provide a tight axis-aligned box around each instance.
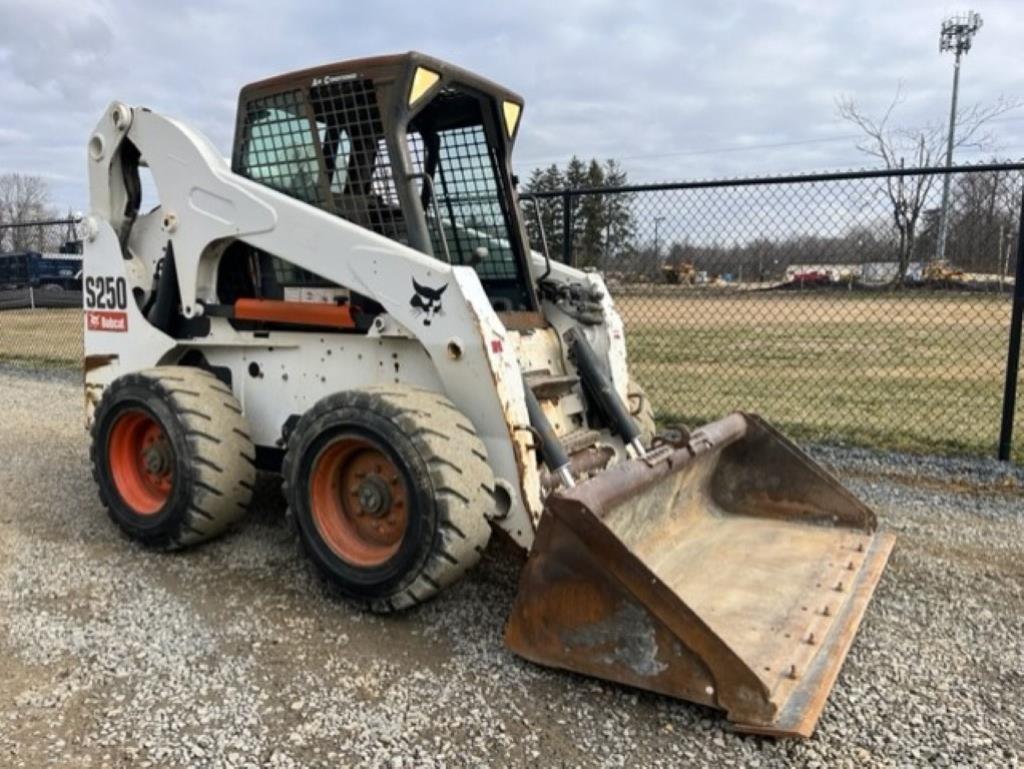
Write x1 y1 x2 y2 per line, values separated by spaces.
0 294 1020 461
0 308 82 366
616 290 1021 461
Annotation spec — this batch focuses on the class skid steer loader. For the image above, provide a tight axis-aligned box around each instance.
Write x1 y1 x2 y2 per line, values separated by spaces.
81 52 894 737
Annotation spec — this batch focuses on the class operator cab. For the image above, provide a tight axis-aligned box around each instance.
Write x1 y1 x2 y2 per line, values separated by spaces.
229 52 537 316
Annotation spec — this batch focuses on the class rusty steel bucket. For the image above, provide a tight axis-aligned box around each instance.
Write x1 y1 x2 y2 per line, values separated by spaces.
505 413 895 738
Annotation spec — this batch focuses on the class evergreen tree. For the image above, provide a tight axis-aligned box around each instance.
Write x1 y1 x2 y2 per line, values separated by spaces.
576 159 608 268
523 156 636 269
523 164 565 261
601 159 635 269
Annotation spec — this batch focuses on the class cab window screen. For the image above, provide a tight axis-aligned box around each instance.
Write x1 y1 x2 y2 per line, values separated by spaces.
432 124 517 281
234 90 327 287
235 90 324 207
310 78 410 244
408 86 529 306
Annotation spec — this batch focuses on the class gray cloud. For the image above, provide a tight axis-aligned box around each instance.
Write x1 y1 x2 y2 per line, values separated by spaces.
0 0 1020 211
0 2 114 97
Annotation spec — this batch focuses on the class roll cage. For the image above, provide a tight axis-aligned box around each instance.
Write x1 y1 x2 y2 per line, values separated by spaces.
232 52 537 313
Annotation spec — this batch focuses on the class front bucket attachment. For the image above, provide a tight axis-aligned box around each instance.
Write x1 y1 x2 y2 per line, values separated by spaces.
505 413 894 738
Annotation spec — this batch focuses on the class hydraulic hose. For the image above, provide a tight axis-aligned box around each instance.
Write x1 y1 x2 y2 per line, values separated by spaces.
566 328 646 458
522 376 574 489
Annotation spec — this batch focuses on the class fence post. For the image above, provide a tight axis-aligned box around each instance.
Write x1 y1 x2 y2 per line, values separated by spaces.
29 286 35 310
561 191 573 266
997 190 1024 461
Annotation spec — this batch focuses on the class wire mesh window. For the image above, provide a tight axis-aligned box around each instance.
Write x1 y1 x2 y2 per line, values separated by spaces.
327 130 352 196
235 80 411 245
407 88 520 281
234 79 416 289
310 78 410 244
235 79 529 303
234 90 325 207
233 90 328 287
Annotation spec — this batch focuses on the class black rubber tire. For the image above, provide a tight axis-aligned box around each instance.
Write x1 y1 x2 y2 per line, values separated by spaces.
627 376 657 447
283 386 495 612
90 366 256 549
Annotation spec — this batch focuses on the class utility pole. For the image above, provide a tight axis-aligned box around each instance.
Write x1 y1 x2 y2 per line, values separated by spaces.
935 10 983 263
604 196 613 271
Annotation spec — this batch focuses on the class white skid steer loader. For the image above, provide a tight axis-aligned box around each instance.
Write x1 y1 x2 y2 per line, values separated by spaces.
82 52 894 737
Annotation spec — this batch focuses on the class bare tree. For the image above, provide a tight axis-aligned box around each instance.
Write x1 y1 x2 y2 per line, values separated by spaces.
837 84 1020 285
0 173 57 252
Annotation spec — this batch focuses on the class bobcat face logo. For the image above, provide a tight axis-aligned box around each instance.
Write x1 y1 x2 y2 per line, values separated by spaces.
410 279 447 326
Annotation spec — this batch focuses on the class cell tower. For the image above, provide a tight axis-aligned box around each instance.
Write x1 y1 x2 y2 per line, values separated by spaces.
935 10 983 263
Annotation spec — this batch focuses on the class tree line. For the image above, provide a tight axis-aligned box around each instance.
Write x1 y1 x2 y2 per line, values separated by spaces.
0 173 71 253
652 170 1022 282
521 87 1020 287
522 157 635 268
523 159 1019 285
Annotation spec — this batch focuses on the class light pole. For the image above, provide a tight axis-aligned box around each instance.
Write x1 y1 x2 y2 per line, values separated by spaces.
935 10 983 263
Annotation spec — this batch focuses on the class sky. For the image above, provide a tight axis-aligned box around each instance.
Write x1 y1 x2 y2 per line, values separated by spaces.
0 0 1021 214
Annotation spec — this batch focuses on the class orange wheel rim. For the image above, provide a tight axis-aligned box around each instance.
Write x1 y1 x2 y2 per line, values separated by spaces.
108 409 174 515
310 436 410 567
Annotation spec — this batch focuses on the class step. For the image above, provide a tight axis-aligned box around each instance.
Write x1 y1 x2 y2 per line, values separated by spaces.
524 371 579 400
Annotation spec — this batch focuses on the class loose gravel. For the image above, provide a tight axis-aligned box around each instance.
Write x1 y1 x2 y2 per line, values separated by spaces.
1 364 1022 768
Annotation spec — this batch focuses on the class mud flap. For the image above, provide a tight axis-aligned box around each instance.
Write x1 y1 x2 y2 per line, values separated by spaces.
504 413 895 737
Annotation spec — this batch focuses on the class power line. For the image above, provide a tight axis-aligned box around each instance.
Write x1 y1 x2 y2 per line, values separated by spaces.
519 135 862 167
519 114 1024 168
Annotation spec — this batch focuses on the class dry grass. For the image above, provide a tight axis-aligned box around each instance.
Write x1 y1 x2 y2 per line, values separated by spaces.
0 293 1019 460
616 291 1010 330
0 308 82 365
615 289 1020 460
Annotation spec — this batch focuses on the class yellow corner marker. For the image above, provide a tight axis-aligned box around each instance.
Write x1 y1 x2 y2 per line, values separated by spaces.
409 67 441 106
502 101 521 137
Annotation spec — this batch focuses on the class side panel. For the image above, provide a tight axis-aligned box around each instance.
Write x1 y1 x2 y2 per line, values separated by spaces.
199 334 444 449
82 220 177 414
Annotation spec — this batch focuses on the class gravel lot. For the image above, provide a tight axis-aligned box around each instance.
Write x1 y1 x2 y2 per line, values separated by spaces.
1 364 1023 768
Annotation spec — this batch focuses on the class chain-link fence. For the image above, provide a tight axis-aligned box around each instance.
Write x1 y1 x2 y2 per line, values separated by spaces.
523 162 1024 462
0 218 83 365
1 166 1022 461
